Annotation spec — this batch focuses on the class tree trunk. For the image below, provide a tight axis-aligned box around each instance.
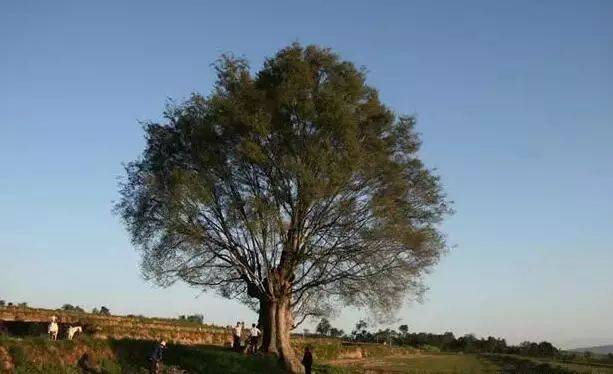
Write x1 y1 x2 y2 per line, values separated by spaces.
259 298 277 354
275 297 304 373
258 296 304 373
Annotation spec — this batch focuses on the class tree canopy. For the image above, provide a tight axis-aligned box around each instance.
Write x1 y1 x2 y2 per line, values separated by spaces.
116 43 451 372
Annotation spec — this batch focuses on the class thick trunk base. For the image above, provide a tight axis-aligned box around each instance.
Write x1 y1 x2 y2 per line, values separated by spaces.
259 297 303 373
259 298 278 354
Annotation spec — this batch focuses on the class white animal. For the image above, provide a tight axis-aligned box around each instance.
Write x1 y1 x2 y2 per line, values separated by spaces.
48 321 58 340
67 326 82 340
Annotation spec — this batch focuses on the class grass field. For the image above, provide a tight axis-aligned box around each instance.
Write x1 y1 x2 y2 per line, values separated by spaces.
484 354 613 374
321 352 613 373
2 337 498 373
322 353 499 373
5 336 613 373
0 336 285 373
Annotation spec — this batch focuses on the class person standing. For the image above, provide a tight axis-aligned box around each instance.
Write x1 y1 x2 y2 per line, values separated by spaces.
248 323 261 354
302 346 313 374
232 322 243 352
147 340 166 374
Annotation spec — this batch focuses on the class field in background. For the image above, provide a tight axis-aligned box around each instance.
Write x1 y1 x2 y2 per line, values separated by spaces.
323 353 499 373
484 354 613 373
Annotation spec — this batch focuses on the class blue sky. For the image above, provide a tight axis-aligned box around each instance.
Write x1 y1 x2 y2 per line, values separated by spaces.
1 1 611 348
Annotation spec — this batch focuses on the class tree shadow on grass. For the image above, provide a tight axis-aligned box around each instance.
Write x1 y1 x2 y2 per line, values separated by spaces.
108 339 285 374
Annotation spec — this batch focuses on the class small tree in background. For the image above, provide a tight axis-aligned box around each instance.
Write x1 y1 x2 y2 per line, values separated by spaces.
329 327 344 338
316 318 331 336
352 320 368 341
99 306 110 315
399 324 409 336
178 314 204 324
62 304 85 312
0 300 5 307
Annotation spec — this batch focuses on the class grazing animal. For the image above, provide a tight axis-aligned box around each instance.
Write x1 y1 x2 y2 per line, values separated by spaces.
48 321 59 340
67 325 82 340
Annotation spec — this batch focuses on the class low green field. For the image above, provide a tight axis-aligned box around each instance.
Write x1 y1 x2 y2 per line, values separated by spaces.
542 358 613 373
322 353 499 373
320 352 613 373
485 354 613 373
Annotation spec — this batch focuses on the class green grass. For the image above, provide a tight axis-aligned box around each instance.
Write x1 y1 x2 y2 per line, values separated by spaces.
0 336 285 373
324 353 500 373
485 354 613 373
321 351 613 373
498 356 613 374
14 336 590 373
293 338 417 362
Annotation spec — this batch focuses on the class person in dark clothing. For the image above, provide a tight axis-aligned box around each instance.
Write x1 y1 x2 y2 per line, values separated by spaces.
302 346 313 374
77 353 102 374
232 321 243 352
147 340 166 374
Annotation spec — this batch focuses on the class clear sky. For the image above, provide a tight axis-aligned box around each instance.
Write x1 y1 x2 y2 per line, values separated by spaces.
1 0 611 349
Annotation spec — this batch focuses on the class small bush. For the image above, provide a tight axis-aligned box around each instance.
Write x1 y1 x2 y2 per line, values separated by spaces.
8 345 27 366
420 344 441 352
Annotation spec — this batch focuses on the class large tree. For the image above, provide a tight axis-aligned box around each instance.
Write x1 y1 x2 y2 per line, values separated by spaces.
116 43 451 373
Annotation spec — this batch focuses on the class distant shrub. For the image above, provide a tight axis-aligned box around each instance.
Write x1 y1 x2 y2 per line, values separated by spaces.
420 344 441 352
61 304 85 313
90 306 111 315
178 314 204 324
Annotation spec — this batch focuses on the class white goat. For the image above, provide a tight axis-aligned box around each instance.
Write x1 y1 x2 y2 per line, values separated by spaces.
67 325 82 340
48 321 59 340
